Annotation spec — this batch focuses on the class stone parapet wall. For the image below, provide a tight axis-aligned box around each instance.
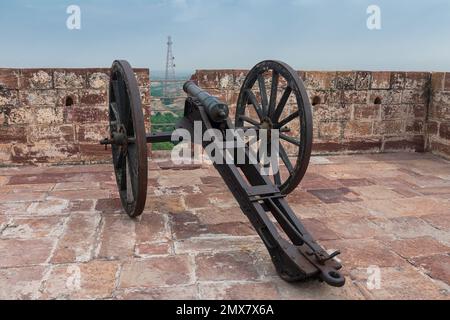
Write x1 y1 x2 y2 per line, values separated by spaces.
0 68 150 165
1 65 449 166
192 69 431 156
428 73 450 159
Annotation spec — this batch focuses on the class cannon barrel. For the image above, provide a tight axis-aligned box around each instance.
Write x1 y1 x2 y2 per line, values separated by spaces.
183 81 229 123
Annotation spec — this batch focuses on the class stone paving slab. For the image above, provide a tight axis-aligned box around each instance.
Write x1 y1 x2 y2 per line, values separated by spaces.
0 153 449 300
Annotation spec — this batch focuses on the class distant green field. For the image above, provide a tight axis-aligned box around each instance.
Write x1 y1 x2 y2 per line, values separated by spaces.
150 78 188 151
151 112 183 151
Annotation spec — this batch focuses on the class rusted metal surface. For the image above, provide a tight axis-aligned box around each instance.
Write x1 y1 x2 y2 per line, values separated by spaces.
101 60 148 218
101 60 344 287
235 60 313 195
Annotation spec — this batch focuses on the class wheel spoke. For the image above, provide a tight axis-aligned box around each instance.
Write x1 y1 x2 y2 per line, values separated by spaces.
239 115 260 126
116 152 127 193
110 102 121 124
115 148 126 172
268 71 279 118
279 143 294 173
272 86 292 122
112 79 131 128
276 110 299 128
280 133 301 147
244 89 264 120
258 74 269 116
126 144 139 204
125 157 134 204
274 171 282 185
111 80 122 106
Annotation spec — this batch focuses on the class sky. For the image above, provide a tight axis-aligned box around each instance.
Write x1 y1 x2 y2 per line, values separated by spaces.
0 0 450 72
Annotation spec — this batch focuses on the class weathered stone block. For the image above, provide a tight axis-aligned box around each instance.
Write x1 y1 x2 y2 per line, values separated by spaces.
195 70 231 89
319 121 342 139
41 260 119 299
355 71 371 90
79 89 108 107
390 72 406 90
426 121 438 135
431 72 444 91
11 143 80 164
21 90 57 106
27 124 75 143
343 90 368 104
353 104 380 120
134 69 150 88
0 125 27 143
139 86 151 105
439 122 450 139
387 237 449 259
2 106 34 125
195 251 259 281
20 69 53 89
0 89 19 106
0 69 20 89
402 89 428 105
35 107 64 124
0 266 45 299
51 213 101 263
78 144 110 161
445 72 450 91
411 104 427 119
77 124 109 143
406 120 424 134
304 72 335 90
371 72 391 89
344 121 372 138
368 90 402 105
333 72 356 90
373 120 404 135
200 282 280 300
87 71 109 89
405 72 430 90
98 215 136 260
382 104 408 120
429 140 450 159
411 254 450 285
313 104 351 121
120 256 193 288
384 135 424 152
69 106 108 123
0 238 54 268
54 70 86 89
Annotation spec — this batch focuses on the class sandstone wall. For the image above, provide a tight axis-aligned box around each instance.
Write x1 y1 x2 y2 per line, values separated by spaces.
1 66 449 166
428 73 450 159
0 68 150 165
192 70 430 155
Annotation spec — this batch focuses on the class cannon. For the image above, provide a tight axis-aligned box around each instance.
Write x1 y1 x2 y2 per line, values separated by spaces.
100 60 345 287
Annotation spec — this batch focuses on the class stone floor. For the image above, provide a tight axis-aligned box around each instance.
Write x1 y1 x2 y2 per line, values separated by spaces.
0 152 449 300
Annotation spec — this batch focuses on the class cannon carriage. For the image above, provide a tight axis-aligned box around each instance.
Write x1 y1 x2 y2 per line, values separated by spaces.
100 60 345 287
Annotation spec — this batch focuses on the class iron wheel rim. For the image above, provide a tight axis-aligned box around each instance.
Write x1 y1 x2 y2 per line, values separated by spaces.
235 60 313 195
109 60 148 218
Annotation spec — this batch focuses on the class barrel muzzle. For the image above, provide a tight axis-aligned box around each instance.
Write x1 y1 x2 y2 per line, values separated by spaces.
183 81 229 123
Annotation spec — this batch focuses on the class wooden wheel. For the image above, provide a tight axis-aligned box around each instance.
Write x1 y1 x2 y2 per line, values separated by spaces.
108 60 148 218
235 60 313 195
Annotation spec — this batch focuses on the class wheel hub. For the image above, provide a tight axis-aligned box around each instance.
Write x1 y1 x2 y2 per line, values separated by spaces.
260 117 273 130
